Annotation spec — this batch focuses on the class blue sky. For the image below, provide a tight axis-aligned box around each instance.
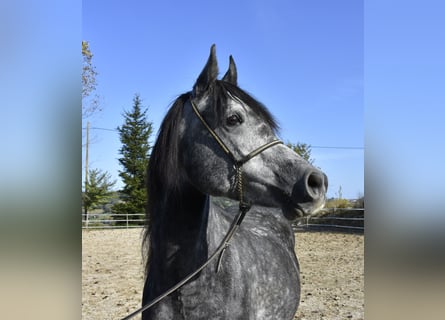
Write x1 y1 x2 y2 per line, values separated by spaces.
82 0 363 199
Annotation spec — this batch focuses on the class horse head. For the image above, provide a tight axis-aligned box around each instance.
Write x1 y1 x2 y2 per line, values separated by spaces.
175 45 327 219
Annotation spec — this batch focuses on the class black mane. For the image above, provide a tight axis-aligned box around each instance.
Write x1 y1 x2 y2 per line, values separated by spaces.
143 81 279 273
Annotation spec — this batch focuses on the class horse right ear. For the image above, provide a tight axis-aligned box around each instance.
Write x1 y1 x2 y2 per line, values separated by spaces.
193 44 219 97
221 55 237 86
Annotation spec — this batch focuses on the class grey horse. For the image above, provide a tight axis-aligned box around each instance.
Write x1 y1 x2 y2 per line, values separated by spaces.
141 45 327 320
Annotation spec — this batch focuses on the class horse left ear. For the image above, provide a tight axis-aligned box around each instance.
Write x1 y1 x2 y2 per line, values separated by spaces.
221 55 237 86
193 44 219 97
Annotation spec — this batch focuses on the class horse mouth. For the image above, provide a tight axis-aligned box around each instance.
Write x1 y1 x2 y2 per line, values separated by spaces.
282 204 306 220
282 199 326 220
291 205 305 218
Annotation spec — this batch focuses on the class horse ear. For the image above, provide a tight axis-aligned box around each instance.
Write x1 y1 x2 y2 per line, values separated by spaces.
193 44 219 97
221 55 237 86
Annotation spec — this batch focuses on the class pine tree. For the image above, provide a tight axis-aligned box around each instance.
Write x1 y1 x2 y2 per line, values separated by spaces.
112 94 153 225
82 168 116 223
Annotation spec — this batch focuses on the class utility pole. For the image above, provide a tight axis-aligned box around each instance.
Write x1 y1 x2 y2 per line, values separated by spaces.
84 121 90 226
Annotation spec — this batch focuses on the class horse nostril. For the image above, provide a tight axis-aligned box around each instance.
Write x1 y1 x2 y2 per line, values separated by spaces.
306 171 326 199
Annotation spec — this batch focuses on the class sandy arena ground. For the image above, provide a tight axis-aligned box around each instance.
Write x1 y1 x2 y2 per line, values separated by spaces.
82 229 363 320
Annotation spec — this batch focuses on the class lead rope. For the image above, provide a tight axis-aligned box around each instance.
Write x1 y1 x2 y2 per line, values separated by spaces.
215 163 250 273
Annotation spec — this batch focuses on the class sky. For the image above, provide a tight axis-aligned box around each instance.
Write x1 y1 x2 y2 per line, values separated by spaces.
82 0 364 199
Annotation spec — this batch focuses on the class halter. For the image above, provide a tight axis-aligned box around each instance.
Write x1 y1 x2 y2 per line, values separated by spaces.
190 97 283 209
120 95 282 320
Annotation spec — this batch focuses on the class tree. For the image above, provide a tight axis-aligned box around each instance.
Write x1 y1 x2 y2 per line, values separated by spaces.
112 94 153 225
82 40 100 119
286 141 314 164
82 41 101 211
82 168 116 221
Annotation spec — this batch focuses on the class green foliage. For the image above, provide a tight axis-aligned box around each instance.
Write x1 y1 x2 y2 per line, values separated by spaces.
285 141 314 164
323 186 362 209
112 94 153 225
324 198 352 209
82 168 116 217
82 41 97 98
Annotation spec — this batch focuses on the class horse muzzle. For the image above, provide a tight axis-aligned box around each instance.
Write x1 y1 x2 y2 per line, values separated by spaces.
283 169 328 219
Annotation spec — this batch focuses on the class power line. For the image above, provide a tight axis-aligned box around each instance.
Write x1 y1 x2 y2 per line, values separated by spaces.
82 126 118 132
82 127 364 150
312 146 364 150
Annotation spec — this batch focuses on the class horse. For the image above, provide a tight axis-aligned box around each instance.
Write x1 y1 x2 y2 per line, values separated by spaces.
141 45 327 320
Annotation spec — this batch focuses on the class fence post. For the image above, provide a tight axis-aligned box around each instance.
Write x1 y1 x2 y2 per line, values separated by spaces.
126 212 129 229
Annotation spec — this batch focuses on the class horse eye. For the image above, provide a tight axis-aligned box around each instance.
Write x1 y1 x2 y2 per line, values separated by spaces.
226 114 242 126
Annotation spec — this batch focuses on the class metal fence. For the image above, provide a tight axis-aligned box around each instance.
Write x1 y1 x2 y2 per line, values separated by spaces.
293 208 364 231
82 208 364 231
82 213 145 229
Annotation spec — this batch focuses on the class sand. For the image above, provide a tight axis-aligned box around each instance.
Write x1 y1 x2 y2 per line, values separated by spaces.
82 229 363 320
